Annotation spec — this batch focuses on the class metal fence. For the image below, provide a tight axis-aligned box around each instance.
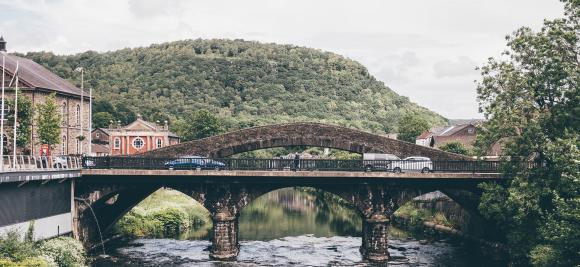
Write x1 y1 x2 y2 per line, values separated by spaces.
0 155 82 172
83 156 507 173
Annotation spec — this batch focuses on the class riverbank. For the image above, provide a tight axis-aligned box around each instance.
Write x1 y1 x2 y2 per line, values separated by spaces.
392 198 508 262
114 188 211 239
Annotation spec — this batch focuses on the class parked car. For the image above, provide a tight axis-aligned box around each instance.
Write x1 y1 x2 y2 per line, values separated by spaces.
164 156 226 170
390 156 433 173
362 153 401 171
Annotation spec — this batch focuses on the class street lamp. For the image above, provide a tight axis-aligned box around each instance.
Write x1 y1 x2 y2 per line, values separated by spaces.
74 67 85 155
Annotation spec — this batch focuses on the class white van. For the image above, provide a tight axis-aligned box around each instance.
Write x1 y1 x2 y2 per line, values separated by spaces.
362 153 400 171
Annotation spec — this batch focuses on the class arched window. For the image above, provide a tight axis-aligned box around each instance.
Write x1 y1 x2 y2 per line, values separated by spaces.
113 137 121 149
132 137 144 149
61 102 67 124
76 104 81 125
61 136 67 155
156 138 162 148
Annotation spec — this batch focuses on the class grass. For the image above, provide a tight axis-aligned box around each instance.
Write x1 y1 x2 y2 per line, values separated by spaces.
115 188 211 238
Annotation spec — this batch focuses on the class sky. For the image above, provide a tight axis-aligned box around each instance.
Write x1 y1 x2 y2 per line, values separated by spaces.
0 0 565 119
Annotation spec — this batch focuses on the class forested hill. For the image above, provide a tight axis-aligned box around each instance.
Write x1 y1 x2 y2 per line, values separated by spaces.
21 39 446 133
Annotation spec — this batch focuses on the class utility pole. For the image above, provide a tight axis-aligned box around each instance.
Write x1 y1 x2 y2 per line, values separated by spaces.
1 55 5 171
12 61 18 167
75 67 84 155
88 87 92 155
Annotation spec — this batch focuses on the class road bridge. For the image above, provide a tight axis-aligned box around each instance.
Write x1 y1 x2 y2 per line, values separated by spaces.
76 156 507 263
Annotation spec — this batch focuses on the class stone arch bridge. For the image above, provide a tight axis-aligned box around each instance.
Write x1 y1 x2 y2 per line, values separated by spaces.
146 122 469 160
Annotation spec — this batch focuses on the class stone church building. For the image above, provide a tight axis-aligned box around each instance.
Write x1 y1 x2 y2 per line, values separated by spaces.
0 37 91 156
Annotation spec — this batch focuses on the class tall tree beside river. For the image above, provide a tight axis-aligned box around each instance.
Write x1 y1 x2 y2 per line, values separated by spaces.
475 1 579 266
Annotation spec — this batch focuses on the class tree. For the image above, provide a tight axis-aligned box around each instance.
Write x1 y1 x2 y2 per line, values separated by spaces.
5 96 33 152
174 109 224 141
475 1 579 265
397 114 430 143
92 112 114 128
36 93 61 148
439 142 470 155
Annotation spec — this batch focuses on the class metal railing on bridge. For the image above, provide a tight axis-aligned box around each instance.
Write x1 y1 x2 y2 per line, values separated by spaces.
83 156 506 173
0 155 82 172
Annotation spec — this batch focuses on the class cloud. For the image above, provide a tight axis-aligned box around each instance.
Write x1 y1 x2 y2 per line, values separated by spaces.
0 0 565 119
433 56 478 78
128 0 185 18
372 51 420 84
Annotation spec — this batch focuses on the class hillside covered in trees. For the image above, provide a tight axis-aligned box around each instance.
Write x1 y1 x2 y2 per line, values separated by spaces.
20 39 446 134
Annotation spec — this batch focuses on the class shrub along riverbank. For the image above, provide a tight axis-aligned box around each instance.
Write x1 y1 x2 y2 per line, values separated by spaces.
0 230 86 267
114 188 211 238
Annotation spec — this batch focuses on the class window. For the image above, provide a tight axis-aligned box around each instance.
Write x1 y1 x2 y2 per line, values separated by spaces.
76 104 81 125
156 138 162 148
61 136 67 155
95 133 100 138
61 102 67 124
113 137 121 149
132 137 144 149
467 128 475 134
2 134 7 152
76 138 80 154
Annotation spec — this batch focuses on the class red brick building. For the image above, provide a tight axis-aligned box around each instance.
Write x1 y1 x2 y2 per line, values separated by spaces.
415 123 477 149
104 116 179 155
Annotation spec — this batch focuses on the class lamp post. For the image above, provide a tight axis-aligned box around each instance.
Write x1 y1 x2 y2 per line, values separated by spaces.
74 67 84 155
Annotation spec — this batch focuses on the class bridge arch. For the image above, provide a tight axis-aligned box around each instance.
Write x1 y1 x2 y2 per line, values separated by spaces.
146 122 469 160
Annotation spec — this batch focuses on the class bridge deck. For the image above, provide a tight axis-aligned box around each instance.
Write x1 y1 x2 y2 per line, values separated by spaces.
82 169 502 180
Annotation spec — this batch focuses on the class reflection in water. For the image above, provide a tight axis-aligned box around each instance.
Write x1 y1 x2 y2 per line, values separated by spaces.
239 188 362 240
97 187 504 266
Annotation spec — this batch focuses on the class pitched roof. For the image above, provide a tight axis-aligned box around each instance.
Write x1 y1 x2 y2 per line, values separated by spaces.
417 131 432 139
1 53 86 97
432 124 474 137
124 118 158 131
92 127 110 135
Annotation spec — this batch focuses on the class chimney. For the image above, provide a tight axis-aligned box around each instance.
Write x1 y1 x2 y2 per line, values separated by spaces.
0 36 6 52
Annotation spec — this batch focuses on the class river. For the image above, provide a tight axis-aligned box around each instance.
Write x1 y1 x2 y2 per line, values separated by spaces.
94 188 504 266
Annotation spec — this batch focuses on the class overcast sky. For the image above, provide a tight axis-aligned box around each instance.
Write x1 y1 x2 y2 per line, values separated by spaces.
0 0 565 119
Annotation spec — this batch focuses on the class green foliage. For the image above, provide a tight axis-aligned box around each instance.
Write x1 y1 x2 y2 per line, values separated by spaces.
438 142 470 155
0 231 37 263
0 230 82 267
115 189 210 238
397 113 430 143
21 38 446 134
39 237 86 267
173 109 224 141
476 2 579 265
92 112 113 128
36 93 61 148
395 202 456 229
3 96 34 152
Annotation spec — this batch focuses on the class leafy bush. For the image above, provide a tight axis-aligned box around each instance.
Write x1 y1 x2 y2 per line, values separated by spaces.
0 231 37 263
115 189 211 238
39 237 86 267
439 141 470 155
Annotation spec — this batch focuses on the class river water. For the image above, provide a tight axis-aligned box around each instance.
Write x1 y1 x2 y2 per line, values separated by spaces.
94 188 504 266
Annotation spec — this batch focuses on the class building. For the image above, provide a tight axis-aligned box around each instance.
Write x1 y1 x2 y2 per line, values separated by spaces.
0 37 91 156
105 116 180 155
415 123 478 149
